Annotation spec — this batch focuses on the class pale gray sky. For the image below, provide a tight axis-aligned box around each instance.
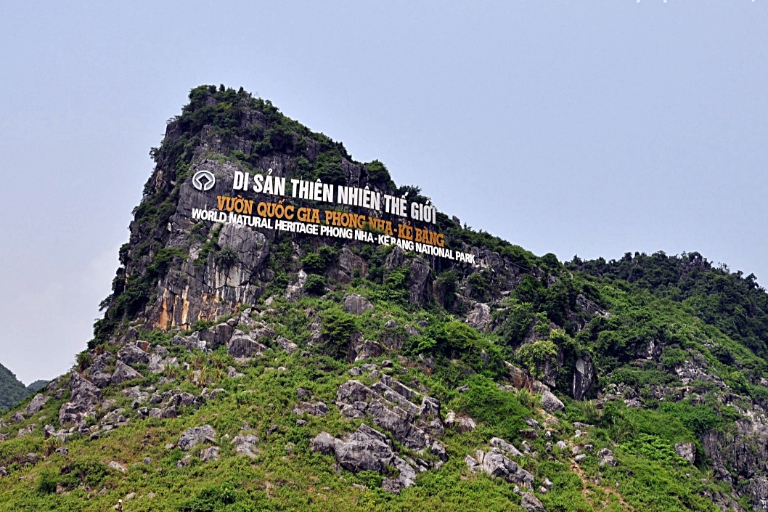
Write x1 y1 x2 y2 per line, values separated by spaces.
1 1 766 384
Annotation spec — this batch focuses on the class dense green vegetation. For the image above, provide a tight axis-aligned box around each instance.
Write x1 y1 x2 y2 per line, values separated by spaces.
0 363 33 411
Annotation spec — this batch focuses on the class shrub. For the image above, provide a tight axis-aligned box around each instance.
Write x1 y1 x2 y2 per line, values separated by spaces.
36 470 58 494
305 274 326 295
214 246 239 268
320 306 357 359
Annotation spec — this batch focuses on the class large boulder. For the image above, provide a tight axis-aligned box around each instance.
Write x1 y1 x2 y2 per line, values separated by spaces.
541 390 565 412
490 437 523 457
334 424 394 473
521 492 545 511
311 432 337 455
368 400 430 450
233 434 259 458
178 425 217 451
111 361 144 385
227 331 268 358
24 394 49 416
118 343 149 366
344 294 373 315
58 373 101 425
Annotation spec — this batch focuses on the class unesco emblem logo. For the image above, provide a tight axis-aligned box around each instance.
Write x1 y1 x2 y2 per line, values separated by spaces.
192 170 216 191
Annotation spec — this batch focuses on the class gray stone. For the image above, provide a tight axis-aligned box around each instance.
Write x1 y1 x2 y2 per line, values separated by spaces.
0 466 7 477
293 402 329 417
521 492 545 511
541 390 565 412
490 437 524 457
337 380 375 403
91 372 113 388
25 453 39 465
201 446 220 462
148 354 165 374
572 354 596 400
111 361 144 385
59 372 102 425
466 303 491 331
233 433 259 458
465 454 480 472
227 331 268 358
310 432 337 455
344 294 374 315
276 336 299 354
675 443 696 464
431 441 448 461
227 366 244 378
178 425 217 451
368 400 430 450
383 456 417 493
481 448 534 487
24 394 49 416
598 447 617 467
108 461 127 473
353 340 384 362
118 343 149 366
407 257 432 306
334 424 394 473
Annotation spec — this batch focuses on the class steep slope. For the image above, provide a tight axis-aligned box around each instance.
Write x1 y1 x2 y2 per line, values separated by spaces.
0 363 31 411
1 85 767 511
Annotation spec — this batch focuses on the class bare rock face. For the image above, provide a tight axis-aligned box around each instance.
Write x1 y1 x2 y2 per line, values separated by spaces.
293 402 329 417
407 257 432 307
350 340 383 362
572 354 596 400
747 477 768 511
178 425 217 451
466 303 491 331
59 373 102 425
111 361 144 385
344 294 373 315
337 380 376 403
24 394 49 416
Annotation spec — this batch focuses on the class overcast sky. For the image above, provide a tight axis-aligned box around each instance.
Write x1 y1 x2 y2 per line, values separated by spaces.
1 1 766 384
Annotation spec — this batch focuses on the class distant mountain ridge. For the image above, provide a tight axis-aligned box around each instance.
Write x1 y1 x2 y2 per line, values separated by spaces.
0 363 31 411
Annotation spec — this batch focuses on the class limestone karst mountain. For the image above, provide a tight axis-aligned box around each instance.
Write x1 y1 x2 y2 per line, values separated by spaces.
2 85 768 511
